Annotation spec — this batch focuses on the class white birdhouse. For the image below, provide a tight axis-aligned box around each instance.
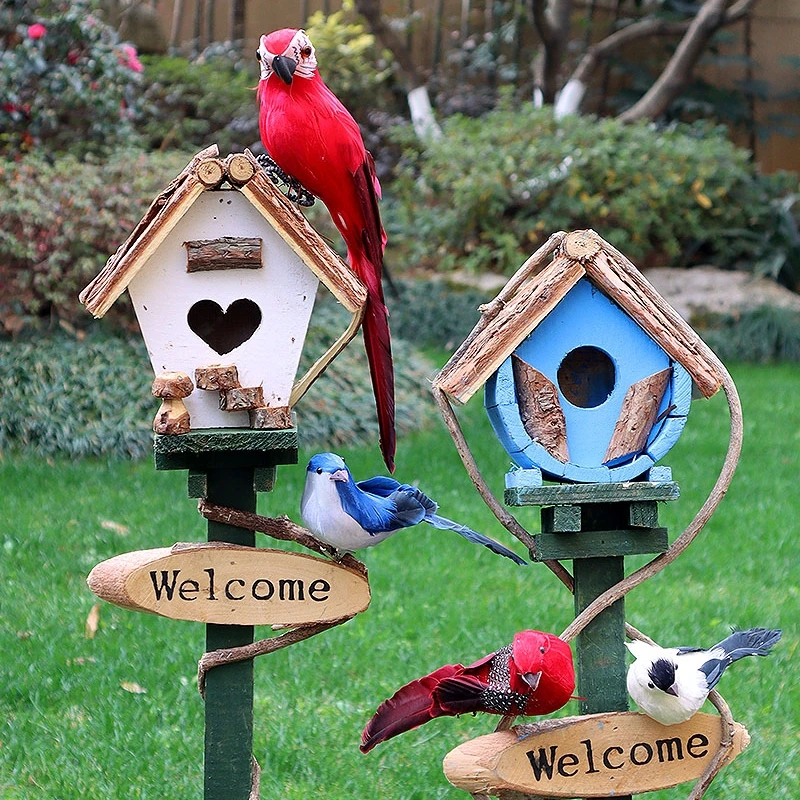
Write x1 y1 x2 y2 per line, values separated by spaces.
80 146 367 431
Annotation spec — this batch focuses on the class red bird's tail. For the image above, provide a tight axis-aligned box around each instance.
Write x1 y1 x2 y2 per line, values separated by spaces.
361 292 395 473
360 664 463 752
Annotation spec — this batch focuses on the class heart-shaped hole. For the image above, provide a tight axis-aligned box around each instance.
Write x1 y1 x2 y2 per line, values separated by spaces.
187 298 262 355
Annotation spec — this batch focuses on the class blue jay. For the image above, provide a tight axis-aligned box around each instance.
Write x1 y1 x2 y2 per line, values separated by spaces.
300 453 526 564
626 627 782 725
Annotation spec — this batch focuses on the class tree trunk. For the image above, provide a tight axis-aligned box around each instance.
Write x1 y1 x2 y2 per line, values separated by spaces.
619 0 752 121
230 0 245 42
556 0 757 119
530 0 574 104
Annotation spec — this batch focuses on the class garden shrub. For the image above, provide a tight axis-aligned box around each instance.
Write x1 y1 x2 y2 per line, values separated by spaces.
0 0 144 158
386 279 492 351
0 148 192 333
389 102 800 280
136 49 259 154
0 301 436 459
699 305 800 363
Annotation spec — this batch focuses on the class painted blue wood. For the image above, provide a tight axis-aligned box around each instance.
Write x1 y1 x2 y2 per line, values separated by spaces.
485 278 692 483
504 467 543 489
645 465 673 482
647 414 688 463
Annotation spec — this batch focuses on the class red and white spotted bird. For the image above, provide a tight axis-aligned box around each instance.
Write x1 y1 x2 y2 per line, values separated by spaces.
360 630 577 752
256 28 396 472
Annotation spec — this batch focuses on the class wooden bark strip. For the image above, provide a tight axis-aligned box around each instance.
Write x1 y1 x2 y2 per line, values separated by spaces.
604 367 672 464
220 386 265 411
434 255 586 404
195 364 241 391
511 355 569 463
80 145 219 317
443 712 749 798
185 236 263 272
583 240 725 397
238 149 367 314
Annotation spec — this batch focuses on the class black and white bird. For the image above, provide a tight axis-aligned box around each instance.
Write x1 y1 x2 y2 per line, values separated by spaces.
626 627 782 725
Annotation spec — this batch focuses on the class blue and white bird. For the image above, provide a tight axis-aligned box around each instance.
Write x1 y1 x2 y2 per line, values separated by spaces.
300 453 526 564
626 627 782 725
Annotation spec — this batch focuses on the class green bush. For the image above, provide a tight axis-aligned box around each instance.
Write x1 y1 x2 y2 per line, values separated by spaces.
386 279 492 351
136 49 258 154
699 305 800 363
0 149 192 332
0 0 143 158
0 302 436 459
389 103 800 279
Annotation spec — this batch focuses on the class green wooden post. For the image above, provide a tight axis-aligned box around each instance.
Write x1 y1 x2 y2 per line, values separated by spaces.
154 429 298 800
507 476 679 800
204 466 256 799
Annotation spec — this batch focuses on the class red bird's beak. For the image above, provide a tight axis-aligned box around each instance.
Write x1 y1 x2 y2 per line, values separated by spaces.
272 55 297 85
522 671 542 692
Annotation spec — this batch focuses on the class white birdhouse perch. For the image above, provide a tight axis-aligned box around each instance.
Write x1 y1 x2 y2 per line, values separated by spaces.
80 146 368 430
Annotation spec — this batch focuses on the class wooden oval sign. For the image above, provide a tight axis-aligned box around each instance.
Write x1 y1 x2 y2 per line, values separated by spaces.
87 543 370 626
443 711 749 798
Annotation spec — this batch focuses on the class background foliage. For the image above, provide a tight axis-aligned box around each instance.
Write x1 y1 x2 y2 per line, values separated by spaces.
0 149 190 331
0 301 436 459
0 0 143 158
135 47 258 154
388 102 800 284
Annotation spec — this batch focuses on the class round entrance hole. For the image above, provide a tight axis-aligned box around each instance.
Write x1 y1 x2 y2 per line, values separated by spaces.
557 346 616 408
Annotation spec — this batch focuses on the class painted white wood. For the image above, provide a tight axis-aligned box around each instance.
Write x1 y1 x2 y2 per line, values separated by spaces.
128 189 320 429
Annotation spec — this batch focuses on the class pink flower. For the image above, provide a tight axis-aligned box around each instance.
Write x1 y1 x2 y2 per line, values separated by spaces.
118 43 143 73
27 23 47 39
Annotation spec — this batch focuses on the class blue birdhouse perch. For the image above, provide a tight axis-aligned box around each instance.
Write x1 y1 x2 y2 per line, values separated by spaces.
434 229 724 485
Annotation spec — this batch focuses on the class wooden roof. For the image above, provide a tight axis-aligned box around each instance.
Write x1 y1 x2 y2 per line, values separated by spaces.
79 145 367 318
432 229 727 404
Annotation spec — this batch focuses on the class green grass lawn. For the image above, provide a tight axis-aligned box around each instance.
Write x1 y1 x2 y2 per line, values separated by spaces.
1 362 797 798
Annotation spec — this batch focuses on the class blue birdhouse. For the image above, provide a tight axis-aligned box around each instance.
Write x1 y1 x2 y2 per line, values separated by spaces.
433 230 726 484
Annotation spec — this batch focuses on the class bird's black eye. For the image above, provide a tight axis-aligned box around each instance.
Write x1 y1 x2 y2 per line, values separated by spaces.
316 467 323 474
300 45 312 58
540 646 546 654
255 50 261 61
648 682 655 689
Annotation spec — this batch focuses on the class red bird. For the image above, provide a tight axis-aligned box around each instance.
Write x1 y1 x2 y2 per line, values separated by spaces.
361 630 576 752
256 28 396 472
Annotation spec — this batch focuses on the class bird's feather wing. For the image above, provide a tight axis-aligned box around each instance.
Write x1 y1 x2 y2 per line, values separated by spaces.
336 479 399 534
356 476 400 496
360 664 463 752
433 674 490 715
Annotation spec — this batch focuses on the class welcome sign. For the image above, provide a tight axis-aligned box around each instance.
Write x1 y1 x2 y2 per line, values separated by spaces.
88 542 370 626
443 711 749 798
